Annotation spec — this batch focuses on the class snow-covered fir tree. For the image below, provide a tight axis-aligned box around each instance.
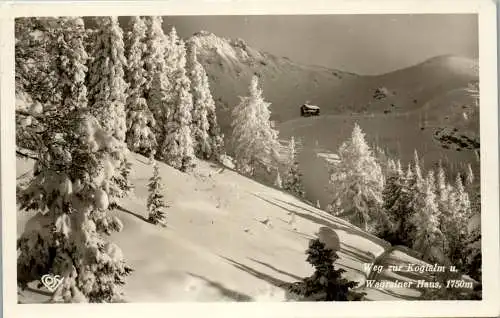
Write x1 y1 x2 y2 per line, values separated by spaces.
282 136 305 198
143 16 171 151
17 17 132 303
15 18 60 106
147 153 168 225
378 159 404 241
274 170 283 189
186 41 224 160
87 16 128 142
231 75 281 176
160 29 196 172
328 123 387 233
15 18 66 151
143 16 167 96
288 239 360 301
86 17 132 204
465 163 474 186
125 16 157 156
409 171 445 262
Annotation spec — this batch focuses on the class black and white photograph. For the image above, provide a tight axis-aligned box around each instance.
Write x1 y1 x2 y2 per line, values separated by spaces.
2 1 499 317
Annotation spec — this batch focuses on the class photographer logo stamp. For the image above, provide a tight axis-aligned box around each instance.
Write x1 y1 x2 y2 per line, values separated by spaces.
41 274 64 292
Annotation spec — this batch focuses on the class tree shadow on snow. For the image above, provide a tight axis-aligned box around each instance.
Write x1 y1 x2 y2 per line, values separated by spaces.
284 228 316 241
248 258 304 281
114 204 150 223
252 193 389 250
220 256 293 290
186 272 253 302
339 243 376 263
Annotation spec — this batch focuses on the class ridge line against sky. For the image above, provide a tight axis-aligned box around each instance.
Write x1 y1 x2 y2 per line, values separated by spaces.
156 14 478 76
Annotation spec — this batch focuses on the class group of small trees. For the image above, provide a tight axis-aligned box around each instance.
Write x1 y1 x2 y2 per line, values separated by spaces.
327 123 481 287
15 16 223 303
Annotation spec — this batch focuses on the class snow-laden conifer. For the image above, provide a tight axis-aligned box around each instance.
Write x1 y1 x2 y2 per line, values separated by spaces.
143 16 171 153
86 17 132 205
143 16 167 96
17 17 132 303
282 136 305 198
288 239 360 301
409 171 445 262
274 170 283 189
160 34 196 172
87 16 128 142
125 16 157 155
147 153 168 225
328 123 386 232
186 41 224 160
465 163 474 186
231 75 281 175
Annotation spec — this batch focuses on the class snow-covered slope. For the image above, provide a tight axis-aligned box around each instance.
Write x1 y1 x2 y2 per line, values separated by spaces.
16 151 451 303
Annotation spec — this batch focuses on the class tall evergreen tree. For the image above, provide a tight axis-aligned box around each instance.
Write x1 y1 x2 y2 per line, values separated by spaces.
231 75 281 176
186 41 224 160
15 18 60 106
160 30 196 172
440 174 473 270
86 17 132 205
283 136 305 198
15 18 60 151
87 16 128 142
143 16 170 147
17 17 132 303
328 124 387 232
274 170 283 189
465 163 474 186
125 16 157 155
409 171 445 262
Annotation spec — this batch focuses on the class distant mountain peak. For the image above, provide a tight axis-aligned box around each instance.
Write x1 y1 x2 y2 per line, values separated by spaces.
189 30 265 65
421 55 478 74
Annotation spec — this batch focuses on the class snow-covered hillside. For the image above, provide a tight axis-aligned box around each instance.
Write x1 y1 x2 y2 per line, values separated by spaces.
16 152 452 303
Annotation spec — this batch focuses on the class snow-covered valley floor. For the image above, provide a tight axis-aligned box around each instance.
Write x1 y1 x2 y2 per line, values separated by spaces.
17 152 450 303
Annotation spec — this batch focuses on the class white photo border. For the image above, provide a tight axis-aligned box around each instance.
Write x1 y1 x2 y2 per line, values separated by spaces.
1 1 498 317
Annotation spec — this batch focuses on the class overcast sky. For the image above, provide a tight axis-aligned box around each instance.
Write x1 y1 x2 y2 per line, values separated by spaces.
161 14 478 75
